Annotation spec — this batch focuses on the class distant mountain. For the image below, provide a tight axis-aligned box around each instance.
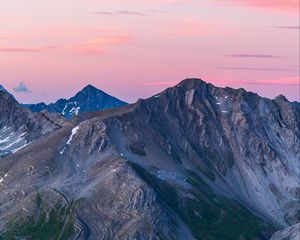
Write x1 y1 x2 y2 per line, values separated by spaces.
0 86 67 158
1 79 299 239
23 84 127 118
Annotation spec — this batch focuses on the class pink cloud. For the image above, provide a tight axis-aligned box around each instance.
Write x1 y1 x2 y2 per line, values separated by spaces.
0 45 58 52
92 10 148 16
216 67 293 72
69 35 132 56
225 54 281 58
84 35 132 45
217 0 299 12
270 25 300 30
70 47 106 56
0 34 14 39
164 21 213 36
142 81 178 86
244 76 299 86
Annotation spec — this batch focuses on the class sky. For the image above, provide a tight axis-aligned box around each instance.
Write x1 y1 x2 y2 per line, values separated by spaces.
0 0 299 103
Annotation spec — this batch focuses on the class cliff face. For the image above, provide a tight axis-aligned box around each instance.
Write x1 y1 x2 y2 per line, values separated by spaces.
119 79 299 228
0 89 67 157
0 79 299 239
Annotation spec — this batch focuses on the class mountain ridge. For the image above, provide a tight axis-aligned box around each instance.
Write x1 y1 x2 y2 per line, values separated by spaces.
0 88 68 158
0 78 299 239
23 84 128 118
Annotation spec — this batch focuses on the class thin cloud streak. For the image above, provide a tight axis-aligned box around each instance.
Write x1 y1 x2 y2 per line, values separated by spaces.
216 67 293 72
70 35 132 56
216 0 299 12
226 54 281 58
84 35 132 45
270 25 300 30
142 81 178 86
244 76 299 86
0 46 58 53
92 10 148 16
70 47 106 56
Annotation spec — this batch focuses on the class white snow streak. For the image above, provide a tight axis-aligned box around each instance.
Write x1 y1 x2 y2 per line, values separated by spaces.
60 126 80 155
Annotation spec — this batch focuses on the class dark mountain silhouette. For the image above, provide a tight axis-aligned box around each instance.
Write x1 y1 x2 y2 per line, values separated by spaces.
23 84 127 118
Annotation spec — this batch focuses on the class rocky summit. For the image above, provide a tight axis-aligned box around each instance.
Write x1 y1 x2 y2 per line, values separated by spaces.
0 79 299 240
23 84 127 118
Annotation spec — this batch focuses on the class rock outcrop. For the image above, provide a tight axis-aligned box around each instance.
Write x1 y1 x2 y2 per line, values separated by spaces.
0 86 67 157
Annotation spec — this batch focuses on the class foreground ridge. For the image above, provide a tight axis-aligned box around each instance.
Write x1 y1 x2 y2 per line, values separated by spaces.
0 78 299 239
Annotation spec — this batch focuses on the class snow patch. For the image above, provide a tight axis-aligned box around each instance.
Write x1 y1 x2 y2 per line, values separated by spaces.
70 106 80 116
0 136 10 144
11 142 31 153
62 103 68 115
60 126 80 154
66 126 80 145
2 132 27 150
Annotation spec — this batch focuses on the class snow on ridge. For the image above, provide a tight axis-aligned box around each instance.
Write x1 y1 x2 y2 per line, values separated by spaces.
60 126 80 154
11 142 31 153
0 128 30 154
62 103 68 115
0 136 10 144
69 106 80 116
2 132 27 150
66 126 80 144
62 102 80 116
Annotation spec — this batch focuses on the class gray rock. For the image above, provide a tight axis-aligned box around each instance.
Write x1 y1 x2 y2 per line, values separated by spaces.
0 89 68 156
270 223 300 240
0 78 299 239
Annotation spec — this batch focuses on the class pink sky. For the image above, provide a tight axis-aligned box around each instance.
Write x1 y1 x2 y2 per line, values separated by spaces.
0 0 299 103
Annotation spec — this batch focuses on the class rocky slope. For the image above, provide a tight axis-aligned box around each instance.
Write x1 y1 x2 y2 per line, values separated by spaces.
23 84 127 118
0 85 67 158
269 223 300 240
0 79 299 239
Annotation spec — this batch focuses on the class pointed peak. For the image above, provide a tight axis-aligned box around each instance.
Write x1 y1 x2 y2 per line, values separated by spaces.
81 84 98 92
73 84 108 99
275 94 288 102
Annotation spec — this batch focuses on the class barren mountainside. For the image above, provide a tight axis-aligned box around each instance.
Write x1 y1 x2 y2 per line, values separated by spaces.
0 86 67 158
0 79 299 240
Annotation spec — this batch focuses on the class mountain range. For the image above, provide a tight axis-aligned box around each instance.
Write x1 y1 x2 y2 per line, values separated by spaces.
0 79 299 240
23 84 127 118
